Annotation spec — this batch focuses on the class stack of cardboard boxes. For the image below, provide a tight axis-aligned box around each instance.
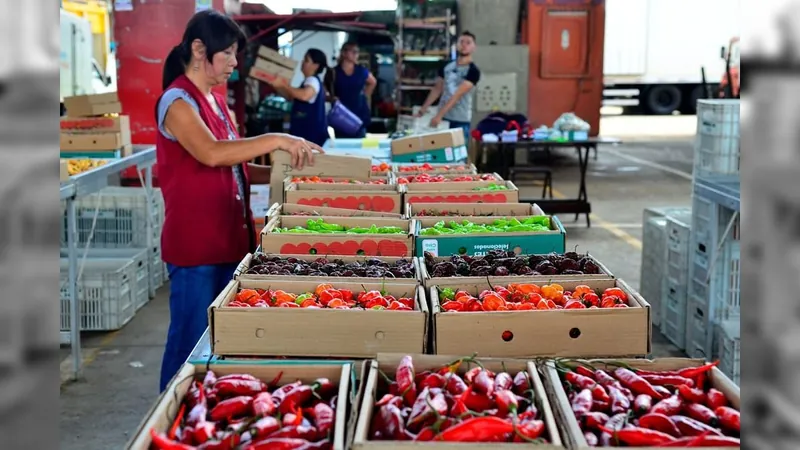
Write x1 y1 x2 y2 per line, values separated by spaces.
60 92 132 159
249 46 297 85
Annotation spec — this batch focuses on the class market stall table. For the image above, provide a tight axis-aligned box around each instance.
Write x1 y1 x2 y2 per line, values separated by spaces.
61 146 157 380
478 137 622 227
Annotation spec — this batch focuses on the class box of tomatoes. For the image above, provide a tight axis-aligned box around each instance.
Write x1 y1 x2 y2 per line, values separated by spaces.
428 279 651 358
284 183 404 214
127 362 352 450
269 203 403 219
261 216 415 257
208 279 429 358
539 358 740 448
352 353 565 449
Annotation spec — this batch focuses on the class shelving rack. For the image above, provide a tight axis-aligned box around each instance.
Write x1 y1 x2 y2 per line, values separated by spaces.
395 0 457 114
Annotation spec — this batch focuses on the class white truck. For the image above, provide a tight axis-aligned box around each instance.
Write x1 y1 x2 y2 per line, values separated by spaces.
602 0 741 115
60 9 112 114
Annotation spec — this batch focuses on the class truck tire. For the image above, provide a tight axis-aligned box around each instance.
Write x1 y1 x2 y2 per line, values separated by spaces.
645 85 682 115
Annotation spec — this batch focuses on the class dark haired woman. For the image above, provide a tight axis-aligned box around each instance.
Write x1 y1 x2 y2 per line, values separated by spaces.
267 48 330 146
324 42 376 138
155 10 323 391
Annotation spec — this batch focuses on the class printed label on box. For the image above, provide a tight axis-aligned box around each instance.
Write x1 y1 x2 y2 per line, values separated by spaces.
421 239 439 257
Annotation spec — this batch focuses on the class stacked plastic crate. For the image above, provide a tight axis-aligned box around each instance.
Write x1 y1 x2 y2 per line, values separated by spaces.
661 210 693 349
59 187 165 337
685 99 741 385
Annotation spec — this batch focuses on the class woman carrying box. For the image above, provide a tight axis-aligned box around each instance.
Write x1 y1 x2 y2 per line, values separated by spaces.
155 10 323 392
266 48 330 146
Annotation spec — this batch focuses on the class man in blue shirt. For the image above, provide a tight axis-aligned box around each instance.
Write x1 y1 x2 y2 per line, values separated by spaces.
417 31 481 140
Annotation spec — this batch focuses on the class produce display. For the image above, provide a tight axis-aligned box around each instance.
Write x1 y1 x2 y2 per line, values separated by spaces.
557 361 740 447
227 284 415 311
474 183 509 191
291 176 387 185
414 209 501 217
396 163 474 173
397 173 496 184
424 250 603 277
368 355 551 443
274 219 405 235
65 158 108 176
246 253 416 279
149 370 339 449
372 163 392 173
419 217 550 236
437 283 631 312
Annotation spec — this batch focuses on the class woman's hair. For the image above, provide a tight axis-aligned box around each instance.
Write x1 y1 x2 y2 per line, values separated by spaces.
162 10 246 89
305 48 328 76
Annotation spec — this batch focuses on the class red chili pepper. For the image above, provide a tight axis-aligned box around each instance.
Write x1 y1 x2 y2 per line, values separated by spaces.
706 389 728 410
634 394 653 416
607 385 631 415
249 391 274 417
592 400 610 413
650 394 683 416
513 419 545 442
279 385 314 415
186 383 208 427
249 416 280 439
473 369 495 395
676 361 719 379
167 404 186 440
463 389 494 412
150 428 194 450
197 433 241 450
659 435 740 447
369 403 404 440
216 373 260 383
638 413 682 437
591 384 610 403
613 368 665 400
640 374 695 387
269 425 318 441
445 373 468 396
511 371 530 396
670 415 723 437
598 425 677 446
495 389 519 416
595 369 634 399
582 411 610 431
571 388 593 418
246 438 314 450
396 355 415 394
575 365 596 379
312 378 337 399
494 372 513 391
273 381 302 405
186 382 204 409
583 431 599 446
192 422 217 445
312 402 336 437
684 403 719 427
677 385 706 404
419 373 445 390
653 385 672 399
214 379 266 397
282 407 304 427
203 371 217 389
209 396 253 421
464 367 482 384
434 416 514 442
565 371 597 390
715 406 740 433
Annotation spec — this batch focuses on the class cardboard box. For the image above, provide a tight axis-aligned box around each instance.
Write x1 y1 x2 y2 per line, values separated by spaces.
415 215 566 257
285 174 393 190
234 252 421 286
63 92 121 117
417 253 614 288
257 45 299 71
250 62 295 84
406 180 520 204
401 173 503 191
541 358 740 450
60 132 127 151
60 160 69 181
391 129 468 163
209 279 428 357
352 354 565 449
391 162 478 175
428 279 652 357
60 115 131 145
262 216 415 257
269 203 403 219
126 362 351 450
269 151 373 207
284 184 404 215
406 202 544 218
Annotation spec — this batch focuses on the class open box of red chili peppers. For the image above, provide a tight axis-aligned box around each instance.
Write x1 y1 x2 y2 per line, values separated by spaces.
428 279 651 359
127 362 352 450
208 279 429 358
539 358 740 448
352 353 564 449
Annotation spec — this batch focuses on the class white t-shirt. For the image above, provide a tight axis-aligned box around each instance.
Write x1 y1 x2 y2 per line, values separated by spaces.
302 76 320 103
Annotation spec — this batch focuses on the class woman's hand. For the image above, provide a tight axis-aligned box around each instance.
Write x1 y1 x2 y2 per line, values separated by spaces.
278 135 325 169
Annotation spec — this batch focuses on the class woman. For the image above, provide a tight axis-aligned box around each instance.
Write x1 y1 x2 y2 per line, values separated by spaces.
324 42 377 138
267 48 330 146
155 10 323 391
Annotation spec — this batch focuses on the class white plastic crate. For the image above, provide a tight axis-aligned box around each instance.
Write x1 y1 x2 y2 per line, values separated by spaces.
684 294 712 359
640 216 668 327
717 319 740 386
660 277 687 350
694 99 740 177
665 210 692 284
61 187 164 249
710 240 741 323
59 251 145 331
151 245 167 292
397 114 450 134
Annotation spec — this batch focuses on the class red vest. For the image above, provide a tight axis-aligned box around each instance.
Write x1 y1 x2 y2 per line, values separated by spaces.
156 75 254 266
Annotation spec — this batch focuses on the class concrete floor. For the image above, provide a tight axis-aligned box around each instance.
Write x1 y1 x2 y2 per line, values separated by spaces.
59 117 696 449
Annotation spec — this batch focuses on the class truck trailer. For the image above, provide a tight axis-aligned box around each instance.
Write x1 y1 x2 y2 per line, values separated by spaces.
603 0 741 114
